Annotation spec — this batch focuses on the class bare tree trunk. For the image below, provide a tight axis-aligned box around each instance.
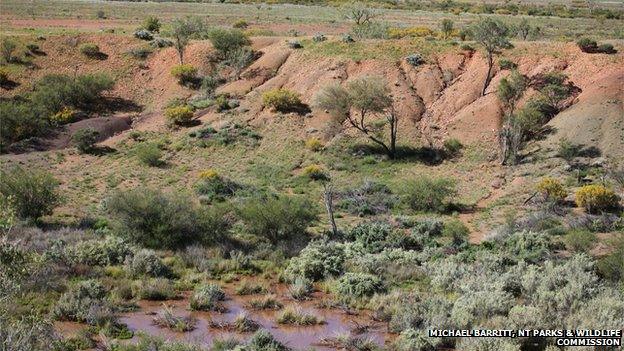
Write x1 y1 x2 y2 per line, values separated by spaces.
388 110 398 159
323 183 338 237
482 52 494 96
175 36 185 64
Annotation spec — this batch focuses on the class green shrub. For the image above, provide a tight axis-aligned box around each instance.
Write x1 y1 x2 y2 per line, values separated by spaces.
150 37 174 48
276 306 322 325
79 43 101 57
351 22 390 39
597 235 624 283
52 280 107 322
248 295 283 310
106 187 229 249
235 280 266 295
335 272 385 298
213 337 244 351
71 128 99 153
71 236 134 266
348 221 392 253
142 16 161 32
230 313 259 332
393 328 440 351
202 74 221 96
233 19 248 29
312 33 327 42
501 230 551 263
442 219 469 247
248 330 289 351
387 217 443 250
26 43 39 52
237 195 317 243
134 278 176 300
555 138 579 163
52 329 96 350
170 64 198 85
337 181 397 216
127 249 171 277
207 28 250 57
565 229 596 253
402 177 457 213
262 88 302 113
29 73 114 119
215 94 231 112
1 38 17 63
0 68 9 85
0 167 60 220
301 164 328 181
287 40 302 49
190 283 225 311
135 143 163 166
460 43 474 51
134 29 153 41
194 171 237 204
127 46 153 59
443 138 463 156
304 137 323 151
575 185 619 213
153 306 196 332
224 48 255 80
165 105 194 127
597 43 616 54
288 276 313 300
498 58 517 70
577 37 598 53
286 240 345 281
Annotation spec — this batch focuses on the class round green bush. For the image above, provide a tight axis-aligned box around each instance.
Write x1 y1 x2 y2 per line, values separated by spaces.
576 37 598 53
79 43 100 57
402 177 457 213
190 283 226 311
71 128 99 153
127 249 171 278
335 272 385 298
135 143 163 166
347 221 392 253
170 64 198 84
286 240 345 281
0 167 60 220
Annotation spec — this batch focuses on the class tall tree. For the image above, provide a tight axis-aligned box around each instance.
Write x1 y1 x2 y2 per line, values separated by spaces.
343 1 377 25
497 70 527 165
169 17 206 64
314 76 399 159
440 19 454 39
472 18 513 96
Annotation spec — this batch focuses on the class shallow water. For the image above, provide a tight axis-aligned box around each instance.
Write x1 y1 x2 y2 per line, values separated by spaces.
118 282 391 350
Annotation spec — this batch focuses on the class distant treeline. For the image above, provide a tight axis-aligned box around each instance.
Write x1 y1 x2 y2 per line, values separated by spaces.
105 0 623 20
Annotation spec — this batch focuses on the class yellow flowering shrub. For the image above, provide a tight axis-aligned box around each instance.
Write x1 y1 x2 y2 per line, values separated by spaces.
536 177 566 203
388 26 435 39
575 184 619 213
302 164 328 181
50 107 76 124
164 106 194 127
199 169 219 180
304 138 323 152
262 88 301 113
